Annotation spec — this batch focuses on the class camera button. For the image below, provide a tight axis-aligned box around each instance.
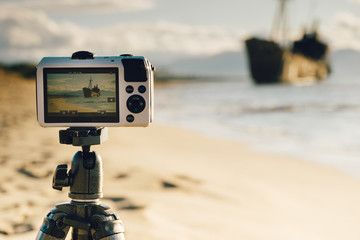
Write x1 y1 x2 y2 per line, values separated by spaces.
126 114 135 123
126 85 134 93
127 95 146 113
138 85 146 93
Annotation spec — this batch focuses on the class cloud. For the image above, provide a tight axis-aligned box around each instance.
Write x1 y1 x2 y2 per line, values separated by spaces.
93 21 245 55
0 0 155 13
0 8 246 62
348 0 360 4
0 8 80 61
321 11 360 51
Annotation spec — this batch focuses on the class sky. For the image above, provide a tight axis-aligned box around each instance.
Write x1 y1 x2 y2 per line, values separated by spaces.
47 72 115 93
1 0 360 64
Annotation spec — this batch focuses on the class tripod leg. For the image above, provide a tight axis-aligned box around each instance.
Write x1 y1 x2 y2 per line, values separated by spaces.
35 209 70 240
91 209 125 240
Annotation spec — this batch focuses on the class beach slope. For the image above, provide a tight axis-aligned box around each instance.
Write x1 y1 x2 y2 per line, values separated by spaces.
1 71 360 239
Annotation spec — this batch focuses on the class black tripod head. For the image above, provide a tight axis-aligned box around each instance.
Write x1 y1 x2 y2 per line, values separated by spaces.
59 127 108 148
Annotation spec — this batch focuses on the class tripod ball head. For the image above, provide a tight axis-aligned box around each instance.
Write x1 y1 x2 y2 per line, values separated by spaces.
52 150 103 200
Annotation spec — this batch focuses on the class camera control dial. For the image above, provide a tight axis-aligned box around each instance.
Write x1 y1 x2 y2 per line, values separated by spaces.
126 95 146 114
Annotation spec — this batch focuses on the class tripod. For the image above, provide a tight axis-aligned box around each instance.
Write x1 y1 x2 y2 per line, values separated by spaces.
36 128 125 240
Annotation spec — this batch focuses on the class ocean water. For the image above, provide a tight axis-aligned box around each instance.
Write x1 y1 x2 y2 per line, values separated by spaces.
154 74 360 178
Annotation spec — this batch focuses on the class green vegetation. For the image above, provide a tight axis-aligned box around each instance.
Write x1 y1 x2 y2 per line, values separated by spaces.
154 69 210 83
0 62 36 79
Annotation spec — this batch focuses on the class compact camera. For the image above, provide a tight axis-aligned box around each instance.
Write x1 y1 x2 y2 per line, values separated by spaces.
36 52 154 127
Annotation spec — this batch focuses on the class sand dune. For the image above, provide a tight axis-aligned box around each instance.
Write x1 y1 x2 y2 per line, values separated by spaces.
2 70 360 239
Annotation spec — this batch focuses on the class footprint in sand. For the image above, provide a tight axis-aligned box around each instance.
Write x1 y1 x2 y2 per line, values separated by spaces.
103 197 145 211
0 222 34 236
161 181 178 189
0 185 6 193
175 174 201 184
13 223 34 234
41 151 53 160
0 155 9 164
17 165 52 179
114 173 129 179
160 175 202 190
17 159 53 179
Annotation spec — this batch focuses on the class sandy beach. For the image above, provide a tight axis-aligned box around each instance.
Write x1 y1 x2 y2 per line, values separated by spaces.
2 70 360 240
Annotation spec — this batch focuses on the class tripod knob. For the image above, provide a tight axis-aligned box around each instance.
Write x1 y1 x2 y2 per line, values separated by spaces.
53 164 70 191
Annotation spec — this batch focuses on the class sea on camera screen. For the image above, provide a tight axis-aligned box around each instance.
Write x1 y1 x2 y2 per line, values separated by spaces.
44 68 119 123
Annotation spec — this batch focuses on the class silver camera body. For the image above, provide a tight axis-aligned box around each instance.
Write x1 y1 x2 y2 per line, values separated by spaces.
36 53 154 127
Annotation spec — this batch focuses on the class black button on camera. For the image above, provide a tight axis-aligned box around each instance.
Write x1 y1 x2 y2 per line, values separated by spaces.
126 115 135 123
126 85 134 93
138 85 146 93
127 95 146 113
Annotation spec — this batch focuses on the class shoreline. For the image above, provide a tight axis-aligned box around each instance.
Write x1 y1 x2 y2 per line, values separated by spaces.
154 78 360 180
48 95 94 112
156 121 360 179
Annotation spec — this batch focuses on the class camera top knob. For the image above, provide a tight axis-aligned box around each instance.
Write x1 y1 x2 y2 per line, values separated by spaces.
71 51 94 59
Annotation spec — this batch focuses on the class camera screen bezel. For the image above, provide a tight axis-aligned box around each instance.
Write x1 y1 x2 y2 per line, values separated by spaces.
43 67 120 124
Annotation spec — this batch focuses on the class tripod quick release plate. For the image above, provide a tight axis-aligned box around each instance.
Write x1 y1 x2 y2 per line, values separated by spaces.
59 127 108 146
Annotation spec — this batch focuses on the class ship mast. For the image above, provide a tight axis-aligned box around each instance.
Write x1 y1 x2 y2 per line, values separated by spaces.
270 0 289 46
88 77 93 89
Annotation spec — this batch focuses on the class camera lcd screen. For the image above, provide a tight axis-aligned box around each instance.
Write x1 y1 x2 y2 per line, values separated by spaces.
43 68 119 123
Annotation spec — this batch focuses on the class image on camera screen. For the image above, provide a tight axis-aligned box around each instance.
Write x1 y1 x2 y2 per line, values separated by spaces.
44 68 119 123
